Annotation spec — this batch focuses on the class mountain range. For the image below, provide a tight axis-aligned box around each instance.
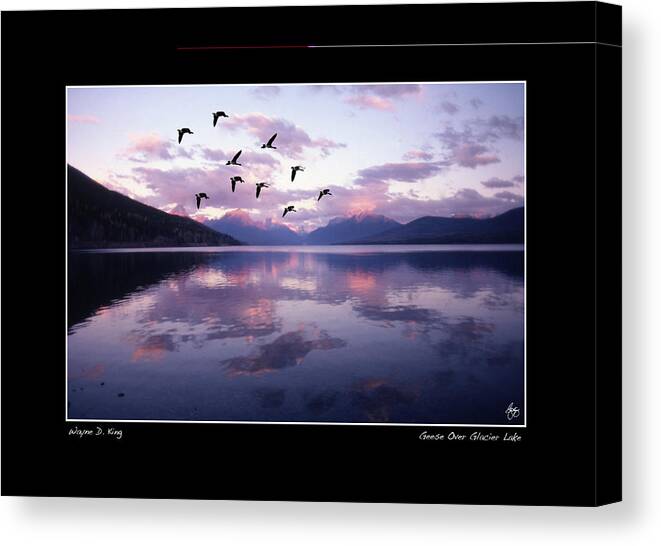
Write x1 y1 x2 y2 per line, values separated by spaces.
346 207 524 245
204 208 523 245
305 213 401 245
68 165 523 248
67 165 240 249
205 211 402 246
205 210 303 245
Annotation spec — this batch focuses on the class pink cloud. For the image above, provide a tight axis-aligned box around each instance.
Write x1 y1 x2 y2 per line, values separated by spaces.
219 209 294 230
354 84 422 98
222 113 346 159
198 147 281 181
343 84 422 111
345 95 393 111
127 164 311 222
163 203 190 217
237 150 279 167
108 159 521 230
402 150 434 161
120 133 192 162
68 114 100 124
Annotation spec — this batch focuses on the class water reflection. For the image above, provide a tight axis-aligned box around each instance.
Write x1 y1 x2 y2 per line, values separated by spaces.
68 246 524 424
221 330 347 377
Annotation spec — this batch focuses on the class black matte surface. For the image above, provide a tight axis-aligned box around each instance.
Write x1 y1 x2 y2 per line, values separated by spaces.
1 2 622 505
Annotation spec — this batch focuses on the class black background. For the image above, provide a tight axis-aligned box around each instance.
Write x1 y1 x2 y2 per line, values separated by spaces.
1 2 621 505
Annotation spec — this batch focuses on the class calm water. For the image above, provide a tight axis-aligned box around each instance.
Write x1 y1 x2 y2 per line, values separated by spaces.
67 245 524 424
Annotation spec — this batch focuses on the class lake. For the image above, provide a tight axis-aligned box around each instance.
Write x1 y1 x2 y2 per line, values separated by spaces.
67 245 525 425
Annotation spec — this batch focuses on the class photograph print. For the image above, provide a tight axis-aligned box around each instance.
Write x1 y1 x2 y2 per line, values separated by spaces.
66 81 525 426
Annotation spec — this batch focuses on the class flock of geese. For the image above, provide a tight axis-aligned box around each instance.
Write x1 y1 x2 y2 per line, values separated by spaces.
181 111 332 218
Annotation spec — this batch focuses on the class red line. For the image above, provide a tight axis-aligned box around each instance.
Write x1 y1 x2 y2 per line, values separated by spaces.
177 44 312 51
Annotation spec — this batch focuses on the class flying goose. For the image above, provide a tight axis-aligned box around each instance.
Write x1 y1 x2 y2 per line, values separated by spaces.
256 182 269 199
195 193 209 209
230 176 244 193
318 189 332 201
282 205 297 218
212 111 229 127
261 133 278 149
177 128 193 144
226 150 242 166
291 165 305 181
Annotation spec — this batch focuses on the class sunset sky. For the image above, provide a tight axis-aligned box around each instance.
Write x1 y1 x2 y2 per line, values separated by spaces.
67 82 524 232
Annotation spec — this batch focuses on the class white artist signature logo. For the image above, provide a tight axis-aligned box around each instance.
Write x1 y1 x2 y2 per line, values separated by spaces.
505 403 520 421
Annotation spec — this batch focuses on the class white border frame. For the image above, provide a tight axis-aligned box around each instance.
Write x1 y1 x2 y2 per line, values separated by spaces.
65 80 526 428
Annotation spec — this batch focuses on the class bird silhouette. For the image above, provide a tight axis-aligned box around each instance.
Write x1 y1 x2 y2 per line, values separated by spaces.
212 111 229 127
291 166 305 181
195 193 209 209
282 205 297 218
318 189 332 201
177 128 193 144
230 176 244 192
261 133 278 149
256 182 269 198
226 150 242 166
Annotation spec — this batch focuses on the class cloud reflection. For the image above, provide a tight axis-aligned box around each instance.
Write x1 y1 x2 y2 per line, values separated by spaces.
68 248 524 424
220 330 347 377
351 378 417 422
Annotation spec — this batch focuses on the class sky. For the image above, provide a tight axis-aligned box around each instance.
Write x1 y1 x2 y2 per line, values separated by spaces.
67 82 525 232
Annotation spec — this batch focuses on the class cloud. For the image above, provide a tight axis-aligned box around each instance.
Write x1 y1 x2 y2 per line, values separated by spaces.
343 84 422 111
481 176 524 189
102 171 156 199
130 166 226 208
481 177 515 189
222 113 346 159
451 143 500 168
440 101 459 115
355 161 448 185
493 190 524 203
198 146 280 168
216 209 305 231
291 180 521 226
107 159 522 230
471 115 524 141
330 187 522 222
119 133 192 162
345 95 393 111
355 84 422 98
469 98 483 109
68 114 100 124
250 86 281 100
435 115 523 169
402 150 434 161
124 163 312 223
432 188 523 217
436 115 523 147
436 127 502 168
162 203 190 217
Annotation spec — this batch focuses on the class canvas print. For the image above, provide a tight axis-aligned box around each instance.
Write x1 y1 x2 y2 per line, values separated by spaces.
66 82 525 426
